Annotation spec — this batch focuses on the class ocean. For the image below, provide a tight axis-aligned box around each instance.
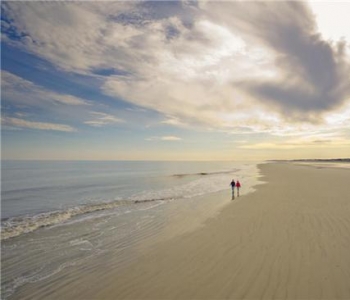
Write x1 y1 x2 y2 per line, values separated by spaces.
1 160 261 299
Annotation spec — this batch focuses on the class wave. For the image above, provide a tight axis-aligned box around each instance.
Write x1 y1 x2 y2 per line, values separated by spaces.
1 198 168 241
172 168 239 178
2 167 243 241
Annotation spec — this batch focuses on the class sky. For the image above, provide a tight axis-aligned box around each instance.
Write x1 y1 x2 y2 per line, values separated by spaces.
1 1 350 161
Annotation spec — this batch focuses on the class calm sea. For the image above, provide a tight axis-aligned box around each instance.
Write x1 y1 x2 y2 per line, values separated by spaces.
1 160 261 299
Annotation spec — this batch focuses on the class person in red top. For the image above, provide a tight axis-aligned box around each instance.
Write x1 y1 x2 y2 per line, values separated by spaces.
236 180 241 197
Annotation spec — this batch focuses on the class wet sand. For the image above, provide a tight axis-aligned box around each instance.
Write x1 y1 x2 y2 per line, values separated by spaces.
11 163 350 299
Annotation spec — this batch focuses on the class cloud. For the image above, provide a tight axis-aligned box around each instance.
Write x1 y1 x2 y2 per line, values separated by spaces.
1 71 93 132
214 2 350 117
101 2 350 133
1 1 159 74
1 71 89 106
161 136 182 141
2 117 76 132
84 111 124 127
240 138 350 150
2 1 350 138
161 117 189 128
146 136 182 141
240 132 350 150
2 2 106 72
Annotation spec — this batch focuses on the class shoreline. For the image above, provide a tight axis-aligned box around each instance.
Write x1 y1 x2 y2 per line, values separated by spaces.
9 163 350 299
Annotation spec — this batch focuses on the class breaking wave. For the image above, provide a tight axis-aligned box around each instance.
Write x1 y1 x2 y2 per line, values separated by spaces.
1 199 166 241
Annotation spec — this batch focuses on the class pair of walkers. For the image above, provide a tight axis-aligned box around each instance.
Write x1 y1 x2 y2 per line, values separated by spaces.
230 179 241 200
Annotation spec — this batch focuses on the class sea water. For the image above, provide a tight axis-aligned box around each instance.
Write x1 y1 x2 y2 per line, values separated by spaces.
1 160 261 299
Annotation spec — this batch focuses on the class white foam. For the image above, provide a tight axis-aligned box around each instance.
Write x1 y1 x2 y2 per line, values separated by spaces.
130 164 259 202
1 200 130 240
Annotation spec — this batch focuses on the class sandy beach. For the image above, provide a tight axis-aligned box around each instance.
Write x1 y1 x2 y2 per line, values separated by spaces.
10 162 350 299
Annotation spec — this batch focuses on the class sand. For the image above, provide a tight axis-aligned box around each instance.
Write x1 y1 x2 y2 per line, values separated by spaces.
10 163 350 299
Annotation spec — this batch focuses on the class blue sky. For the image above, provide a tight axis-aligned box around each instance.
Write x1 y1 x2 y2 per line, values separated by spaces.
1 1 350 160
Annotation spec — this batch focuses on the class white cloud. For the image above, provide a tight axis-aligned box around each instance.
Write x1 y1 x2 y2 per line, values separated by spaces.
240 130 350 150
2 3 103 72
240 138 350 150
1 2 145 74
161 117 189 128
162 136 182 141
84 111 124 127
1 71 89 106
2 117 76 132
146 136 182 141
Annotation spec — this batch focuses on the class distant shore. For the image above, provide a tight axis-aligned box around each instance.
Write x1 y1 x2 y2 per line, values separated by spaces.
10 162 350 299
270 158 350 163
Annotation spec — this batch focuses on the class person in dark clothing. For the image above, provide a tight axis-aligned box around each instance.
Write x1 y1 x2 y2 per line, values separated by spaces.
230 179 236 200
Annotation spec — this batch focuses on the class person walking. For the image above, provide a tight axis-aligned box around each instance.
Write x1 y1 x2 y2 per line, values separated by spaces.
230 179 236 200
236 180 241 197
